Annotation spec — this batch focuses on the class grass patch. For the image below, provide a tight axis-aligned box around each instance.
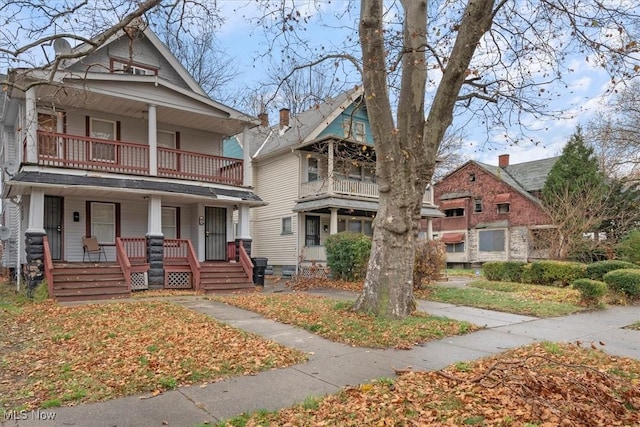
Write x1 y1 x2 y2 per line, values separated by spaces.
626 321 640 331
417 280 584 318
213 293 478 349
0 290 306 411
219 342 640 426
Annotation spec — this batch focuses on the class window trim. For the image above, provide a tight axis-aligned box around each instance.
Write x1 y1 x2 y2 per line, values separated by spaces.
281 216 293 235
86 201 121 245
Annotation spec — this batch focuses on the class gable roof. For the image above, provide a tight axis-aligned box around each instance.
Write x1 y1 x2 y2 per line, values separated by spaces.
59 23 206 96
439 156 559 204
235 87 365 160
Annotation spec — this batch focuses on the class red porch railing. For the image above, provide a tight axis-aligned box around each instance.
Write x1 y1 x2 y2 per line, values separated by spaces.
37 131 149 175
238 243 254 280
43 236 54 298
35 131 243 186
117 237 149 291
120 237 147 263
158 147 243 185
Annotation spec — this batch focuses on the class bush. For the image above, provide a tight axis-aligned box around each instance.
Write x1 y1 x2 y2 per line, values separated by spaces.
325 232 371 281
481 261 526 282
603 269 640 299
413 240 446 289
521 260 587 287
617 230 640 265
585 260 640 281
571 278 607 305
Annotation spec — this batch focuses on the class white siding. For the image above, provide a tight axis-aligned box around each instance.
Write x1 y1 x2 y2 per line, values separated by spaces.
251 154 299 266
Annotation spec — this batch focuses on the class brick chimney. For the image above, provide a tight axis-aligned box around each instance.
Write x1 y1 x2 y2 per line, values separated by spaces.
498 154 510 168
258 112 269 128
279 108 290 129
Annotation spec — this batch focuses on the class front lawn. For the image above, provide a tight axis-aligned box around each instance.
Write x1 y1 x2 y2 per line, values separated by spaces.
213 293 478 348
0 295 306 411
219 342 640 426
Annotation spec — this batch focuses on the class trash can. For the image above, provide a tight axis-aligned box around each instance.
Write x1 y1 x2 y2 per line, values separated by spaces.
251 257 268 287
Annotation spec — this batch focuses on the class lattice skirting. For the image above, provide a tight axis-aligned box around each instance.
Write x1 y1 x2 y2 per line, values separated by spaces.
130 272 148 290
297 265 330 279
165 271 192 289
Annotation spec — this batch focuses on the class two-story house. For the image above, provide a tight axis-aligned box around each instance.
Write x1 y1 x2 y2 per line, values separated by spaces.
0 22 263 301
432 154 558 267
227 88 443 276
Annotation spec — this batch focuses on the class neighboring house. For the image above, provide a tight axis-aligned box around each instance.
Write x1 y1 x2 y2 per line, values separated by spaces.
0 22 264 300
226 88 443 276
432 154 558 267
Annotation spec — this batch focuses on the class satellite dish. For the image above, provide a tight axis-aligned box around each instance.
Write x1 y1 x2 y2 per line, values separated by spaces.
3 160 18 176
0 226 10 241
53 38 72 56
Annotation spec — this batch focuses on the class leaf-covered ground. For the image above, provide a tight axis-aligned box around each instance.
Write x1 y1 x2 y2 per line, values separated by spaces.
222 342 640 427
0 300 306 411
212 293 478 348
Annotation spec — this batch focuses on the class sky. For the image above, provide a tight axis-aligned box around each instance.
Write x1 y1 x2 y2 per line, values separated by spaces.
209 1 621 167
1 0 628 167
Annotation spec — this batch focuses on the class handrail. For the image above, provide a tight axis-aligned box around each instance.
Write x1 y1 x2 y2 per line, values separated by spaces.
238 243 254 281
42 236 54 298
116 238 133 291
185 240 201 291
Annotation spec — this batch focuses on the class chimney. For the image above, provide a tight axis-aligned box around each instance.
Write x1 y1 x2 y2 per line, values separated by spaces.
279 108 290 129
498 154 510 168
258 112 269 128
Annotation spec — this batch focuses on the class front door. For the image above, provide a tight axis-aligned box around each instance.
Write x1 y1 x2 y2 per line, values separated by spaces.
44 196 63 260
205 207 226 261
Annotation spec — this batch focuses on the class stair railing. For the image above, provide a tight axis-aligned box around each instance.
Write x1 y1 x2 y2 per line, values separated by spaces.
42 235 54 297
185 240 201 291
116 238 133 291
238 243 254 281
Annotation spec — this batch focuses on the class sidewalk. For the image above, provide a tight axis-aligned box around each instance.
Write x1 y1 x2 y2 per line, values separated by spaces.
7 285 640 427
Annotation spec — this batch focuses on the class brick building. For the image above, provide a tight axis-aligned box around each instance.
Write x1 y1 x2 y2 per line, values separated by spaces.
432 154 558 267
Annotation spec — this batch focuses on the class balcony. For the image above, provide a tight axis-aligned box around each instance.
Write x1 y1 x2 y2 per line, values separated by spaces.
34 131 243 185
299 177 434 205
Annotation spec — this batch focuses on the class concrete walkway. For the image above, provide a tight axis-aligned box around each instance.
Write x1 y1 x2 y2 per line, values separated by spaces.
7 285 640 427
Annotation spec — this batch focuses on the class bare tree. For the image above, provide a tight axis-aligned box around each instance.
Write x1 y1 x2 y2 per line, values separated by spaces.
585 82 640 183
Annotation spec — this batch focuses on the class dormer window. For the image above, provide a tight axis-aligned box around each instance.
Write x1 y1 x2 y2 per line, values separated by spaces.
111 59 158 75
343 119 366 142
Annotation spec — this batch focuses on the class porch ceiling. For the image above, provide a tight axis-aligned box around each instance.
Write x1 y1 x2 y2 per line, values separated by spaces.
293 197 444 218
29 81 254 136
4 170 266 206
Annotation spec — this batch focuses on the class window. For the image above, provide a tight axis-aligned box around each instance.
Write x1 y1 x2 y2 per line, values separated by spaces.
38 113 59 156
90 202 117 244
444 208 465 217
162 207 179 239
157 130 176 149
469 173 476 182
308 157 319 182
337 218 373 236
111 59 158 75
478 229 505 252
474 199 483 213
90 118 116 162
446 242 465 253
343 119 366 142
348 220 362 233
281 217 292 234
497 203 510 214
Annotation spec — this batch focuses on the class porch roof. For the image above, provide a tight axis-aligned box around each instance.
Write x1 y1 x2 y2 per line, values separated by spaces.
293 197 444 218
5 171 265 206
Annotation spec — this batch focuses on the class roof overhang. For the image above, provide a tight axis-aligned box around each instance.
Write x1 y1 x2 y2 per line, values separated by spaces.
440 232 465 243
4 170 266 207
439 198 466 209
293 197 444 218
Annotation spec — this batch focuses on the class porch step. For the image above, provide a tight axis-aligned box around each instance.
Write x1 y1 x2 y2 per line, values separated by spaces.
200 262 253 293
51 262 129 302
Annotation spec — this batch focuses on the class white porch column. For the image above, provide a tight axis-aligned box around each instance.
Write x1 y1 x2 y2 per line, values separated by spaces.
25 87 38 163
26 188 45 233
427 218 433 240
148 104 157 176
242 125 252 187
330 207 338 235
147 195 163 236
237 204 251 239
327 140 334 195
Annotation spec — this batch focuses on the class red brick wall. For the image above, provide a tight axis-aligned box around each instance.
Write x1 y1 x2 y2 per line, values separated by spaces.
433 163 550 233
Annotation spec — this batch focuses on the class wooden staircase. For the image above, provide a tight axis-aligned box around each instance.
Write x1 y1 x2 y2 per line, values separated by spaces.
200 261 254 294
51 262 130 302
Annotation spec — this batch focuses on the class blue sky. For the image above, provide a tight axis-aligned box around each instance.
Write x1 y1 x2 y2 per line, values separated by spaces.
212 1 618 167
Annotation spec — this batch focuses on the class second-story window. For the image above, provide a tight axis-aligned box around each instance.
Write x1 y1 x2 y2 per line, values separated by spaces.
90 118 116 162
497 203 510 214
343 119 366 142
444 208 464 217
111 59 158 75
474 199 483 213
308 157 319 182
